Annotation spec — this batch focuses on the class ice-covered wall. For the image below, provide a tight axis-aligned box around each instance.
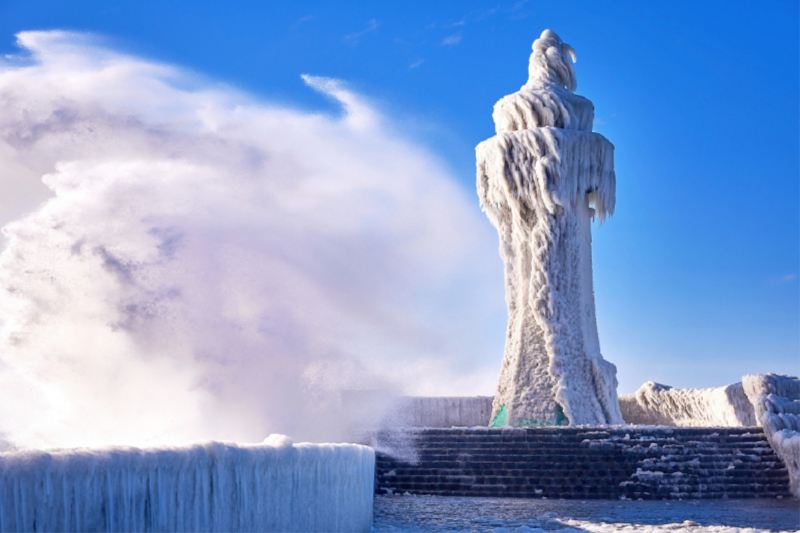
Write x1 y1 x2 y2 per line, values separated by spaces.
476 29 623 427
0 437 375 532
742 373 800 498
341 392 493 429
388 397 494 428
619 381 756 427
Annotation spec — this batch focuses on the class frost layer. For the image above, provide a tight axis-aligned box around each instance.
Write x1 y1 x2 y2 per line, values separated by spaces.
742 373 800 498
0 438 375 532
476 29 622 426
619 381 756 427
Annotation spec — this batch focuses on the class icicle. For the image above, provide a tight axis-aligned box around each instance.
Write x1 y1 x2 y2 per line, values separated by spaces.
0 440 374 532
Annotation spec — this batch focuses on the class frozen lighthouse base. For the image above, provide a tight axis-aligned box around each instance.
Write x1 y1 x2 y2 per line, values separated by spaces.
477 30 624 427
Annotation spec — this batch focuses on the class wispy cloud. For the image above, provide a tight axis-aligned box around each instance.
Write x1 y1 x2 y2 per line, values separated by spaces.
770 274 797 284
444 18 467 28
510 0 531 20
474 7 499 21
291 15 314 29
442 33 462 46
344 19 380 44
409 58 424 69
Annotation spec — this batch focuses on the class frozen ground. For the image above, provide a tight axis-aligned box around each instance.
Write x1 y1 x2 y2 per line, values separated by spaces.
373 495 800 532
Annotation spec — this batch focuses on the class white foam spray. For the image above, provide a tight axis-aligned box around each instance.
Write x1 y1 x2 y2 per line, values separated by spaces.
0 31 503 449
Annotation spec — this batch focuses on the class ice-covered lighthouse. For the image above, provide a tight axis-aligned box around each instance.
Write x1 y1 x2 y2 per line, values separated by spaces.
477 30 624 427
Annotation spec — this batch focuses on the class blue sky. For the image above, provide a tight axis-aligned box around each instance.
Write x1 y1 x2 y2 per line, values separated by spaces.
0 0 797 394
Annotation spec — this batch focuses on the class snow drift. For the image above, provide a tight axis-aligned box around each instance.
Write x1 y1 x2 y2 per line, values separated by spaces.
476 29 622 426
0 437 374 532
619 381 756 427
742 373 800 498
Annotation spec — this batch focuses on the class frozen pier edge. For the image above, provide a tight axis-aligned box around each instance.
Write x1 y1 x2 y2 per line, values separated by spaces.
477 29 623 427
0 437 374 533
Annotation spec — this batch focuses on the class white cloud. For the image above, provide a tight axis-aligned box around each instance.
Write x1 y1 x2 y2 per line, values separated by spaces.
443 18 467 28
442 33 463 46
0 31 504 449
292 15 314 29
344 19 380 44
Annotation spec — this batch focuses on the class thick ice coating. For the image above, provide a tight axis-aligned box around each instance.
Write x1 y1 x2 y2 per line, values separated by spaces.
492 29 591 135
530 29 578 92
618 381 756 427
742 373 800 498
477 30 623 427
0 439 375 532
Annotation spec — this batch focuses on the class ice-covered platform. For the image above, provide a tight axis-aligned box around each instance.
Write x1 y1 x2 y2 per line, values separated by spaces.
0 437 374 533
374 427 791 500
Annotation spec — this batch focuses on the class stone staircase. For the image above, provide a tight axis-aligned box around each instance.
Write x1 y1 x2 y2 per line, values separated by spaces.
374 427 792 500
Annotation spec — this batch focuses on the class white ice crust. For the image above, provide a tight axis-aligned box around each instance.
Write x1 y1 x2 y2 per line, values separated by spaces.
742 373 800 498
477 30 622 427
619 381 756 427
0 438 375 532
617 374 800 498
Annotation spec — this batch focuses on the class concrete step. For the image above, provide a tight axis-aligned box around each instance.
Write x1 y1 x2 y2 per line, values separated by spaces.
379 468 790 479
374 427 792 500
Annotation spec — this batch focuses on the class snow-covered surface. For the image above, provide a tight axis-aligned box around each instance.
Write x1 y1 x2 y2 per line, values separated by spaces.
0 437 374 532
619 381 756 427
373 494 799 532
476 29 622 427
743 373 800 498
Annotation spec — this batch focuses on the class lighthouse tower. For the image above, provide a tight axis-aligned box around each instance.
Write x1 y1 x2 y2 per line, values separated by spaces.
476 30 624 427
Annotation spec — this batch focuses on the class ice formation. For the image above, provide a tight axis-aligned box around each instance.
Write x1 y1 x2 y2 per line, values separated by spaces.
619 381 756 427
476 29 623 426
742 373 800 497
615 374 800 497
0 437 375 532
